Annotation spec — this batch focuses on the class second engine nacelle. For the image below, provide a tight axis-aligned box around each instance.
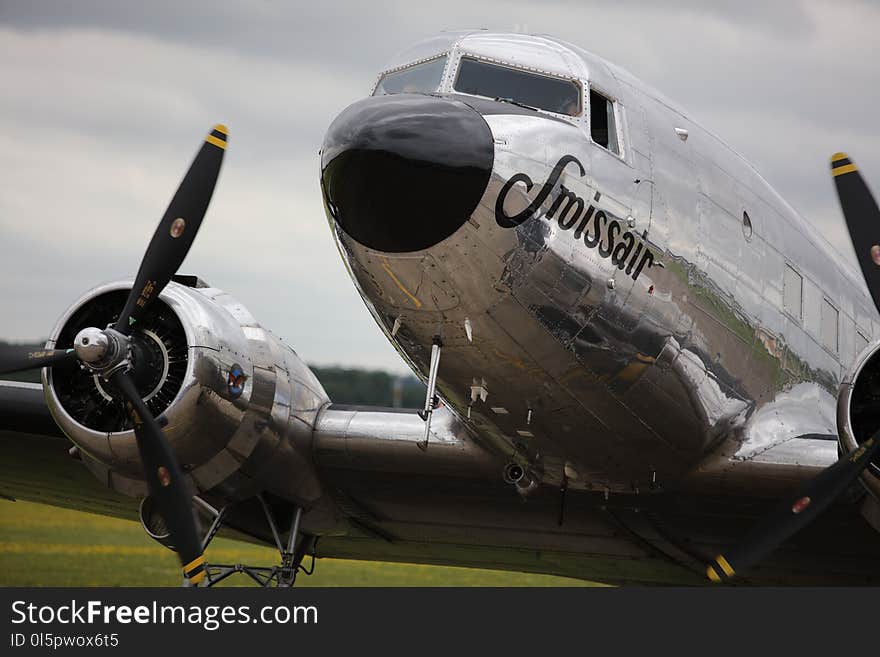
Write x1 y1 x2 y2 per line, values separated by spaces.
42 279 329 506
838 338 880 500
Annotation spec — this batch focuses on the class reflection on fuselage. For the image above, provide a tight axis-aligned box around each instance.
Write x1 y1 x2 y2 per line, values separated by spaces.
321 31 874 498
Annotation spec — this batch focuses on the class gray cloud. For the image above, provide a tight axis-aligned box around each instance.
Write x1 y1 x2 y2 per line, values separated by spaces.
1 0 878 372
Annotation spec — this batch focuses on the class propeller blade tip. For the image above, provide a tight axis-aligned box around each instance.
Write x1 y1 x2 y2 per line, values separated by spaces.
831 153 858 177
183 553 207 585
205 125 228 150
706 554 735 583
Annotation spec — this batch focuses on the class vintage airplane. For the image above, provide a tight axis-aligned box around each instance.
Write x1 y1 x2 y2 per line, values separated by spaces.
2 30 879 586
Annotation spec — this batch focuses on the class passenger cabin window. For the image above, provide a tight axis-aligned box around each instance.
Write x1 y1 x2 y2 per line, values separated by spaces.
821 299 839 353
374 56 447 96
453 56 581 116
589 89 619 155
783 264 803 320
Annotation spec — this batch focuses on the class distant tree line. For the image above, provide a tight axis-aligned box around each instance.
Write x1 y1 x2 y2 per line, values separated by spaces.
0 341 425 407
310 366 425 408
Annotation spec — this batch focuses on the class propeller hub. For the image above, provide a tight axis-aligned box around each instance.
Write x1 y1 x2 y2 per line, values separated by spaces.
73 325 132 379
73 327 109 364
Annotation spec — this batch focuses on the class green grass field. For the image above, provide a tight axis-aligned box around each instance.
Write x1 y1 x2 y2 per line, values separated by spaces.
0 499 594 586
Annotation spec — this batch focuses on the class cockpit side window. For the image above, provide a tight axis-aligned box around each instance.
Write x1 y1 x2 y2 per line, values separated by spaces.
453 56 581 116
589 89 620 155
373 56 447 96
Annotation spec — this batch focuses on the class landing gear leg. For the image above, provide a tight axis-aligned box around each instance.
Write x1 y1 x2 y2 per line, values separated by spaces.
278 506 304 587
200 495 314 588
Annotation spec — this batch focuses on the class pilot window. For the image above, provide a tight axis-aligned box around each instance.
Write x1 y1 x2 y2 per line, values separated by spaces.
453 56 581 116
590 89 620 155
783 264 802 320
374 56 447 96
821 299 839 353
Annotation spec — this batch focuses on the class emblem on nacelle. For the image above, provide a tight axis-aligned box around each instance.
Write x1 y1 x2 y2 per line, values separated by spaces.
227 363 246 399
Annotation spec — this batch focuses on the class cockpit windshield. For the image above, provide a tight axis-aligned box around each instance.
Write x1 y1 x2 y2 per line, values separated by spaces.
453 56 581 116
373 56 447 96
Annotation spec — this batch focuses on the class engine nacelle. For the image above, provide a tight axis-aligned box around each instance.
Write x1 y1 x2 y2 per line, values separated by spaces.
42 279 329 506
837 339 880 499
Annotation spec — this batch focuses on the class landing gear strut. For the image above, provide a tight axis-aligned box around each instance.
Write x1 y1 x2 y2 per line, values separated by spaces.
196 494 315 588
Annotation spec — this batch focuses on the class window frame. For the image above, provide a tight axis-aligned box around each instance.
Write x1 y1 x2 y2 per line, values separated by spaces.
371 53 450 96
587 86 624 158
450 53 584 118
782 262 804 323
820 297 840 354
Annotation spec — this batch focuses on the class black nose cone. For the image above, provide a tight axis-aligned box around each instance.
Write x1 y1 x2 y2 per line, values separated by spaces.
321 94 494 253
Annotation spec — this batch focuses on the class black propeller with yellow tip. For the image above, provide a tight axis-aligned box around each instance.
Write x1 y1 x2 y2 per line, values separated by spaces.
114 125 228 335
831 153 880 309
111 369 208 585
0 125 227 586
706 153 880 582
706 434 880 582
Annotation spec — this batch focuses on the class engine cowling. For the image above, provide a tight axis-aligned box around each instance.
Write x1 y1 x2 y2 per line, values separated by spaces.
42 279 329 506
837 339 880 499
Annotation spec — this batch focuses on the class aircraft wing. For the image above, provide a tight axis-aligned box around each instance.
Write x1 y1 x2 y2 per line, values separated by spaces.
0 380 707 585
6 378 880 586
0 381 141 520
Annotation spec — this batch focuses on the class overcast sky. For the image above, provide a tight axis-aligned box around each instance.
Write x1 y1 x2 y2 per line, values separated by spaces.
1 1 878 372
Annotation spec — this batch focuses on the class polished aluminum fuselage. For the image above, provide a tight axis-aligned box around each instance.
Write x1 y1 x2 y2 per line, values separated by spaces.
330 32 878 499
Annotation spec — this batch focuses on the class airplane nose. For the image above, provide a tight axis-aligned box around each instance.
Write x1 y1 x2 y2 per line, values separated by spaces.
320 94 494 253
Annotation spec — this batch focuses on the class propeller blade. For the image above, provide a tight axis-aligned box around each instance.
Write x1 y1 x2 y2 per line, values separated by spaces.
110 369 206 586
114 125 227 335
831 152 880 312
706 433 880 582
0 346 76 376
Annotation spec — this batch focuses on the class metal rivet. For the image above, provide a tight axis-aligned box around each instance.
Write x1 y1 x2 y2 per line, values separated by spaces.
607 278 615 290
170 217 186 238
